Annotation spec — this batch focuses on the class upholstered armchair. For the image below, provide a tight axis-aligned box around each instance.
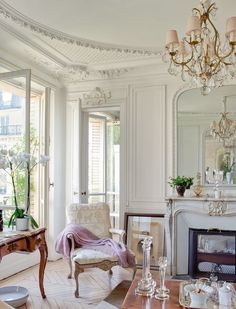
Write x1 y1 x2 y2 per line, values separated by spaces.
66 203 134 297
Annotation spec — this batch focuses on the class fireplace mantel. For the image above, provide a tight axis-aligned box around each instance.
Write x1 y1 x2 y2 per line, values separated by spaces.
164 196 236 276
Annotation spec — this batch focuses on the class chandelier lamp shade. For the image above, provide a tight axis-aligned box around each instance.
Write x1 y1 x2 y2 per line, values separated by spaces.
210 96 236 142
163 0 236 95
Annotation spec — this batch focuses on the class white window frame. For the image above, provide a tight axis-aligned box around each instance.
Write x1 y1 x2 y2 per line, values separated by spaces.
0 69 31 209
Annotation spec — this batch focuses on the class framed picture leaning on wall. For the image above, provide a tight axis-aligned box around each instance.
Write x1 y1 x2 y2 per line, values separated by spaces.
124 213 165 269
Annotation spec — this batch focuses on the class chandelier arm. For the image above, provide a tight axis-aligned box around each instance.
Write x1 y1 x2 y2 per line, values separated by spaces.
220 44 235 61
206 16 222 60
183 63 195 74
170 52 194 67
192 7 201 16
210 44 234 75
207 13 234 61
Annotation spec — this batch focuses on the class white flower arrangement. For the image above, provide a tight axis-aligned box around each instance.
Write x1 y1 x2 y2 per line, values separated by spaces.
0 149 49 228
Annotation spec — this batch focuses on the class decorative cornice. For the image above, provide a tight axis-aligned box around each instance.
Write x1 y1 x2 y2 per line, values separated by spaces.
24 50 131 82
82 87 112 106
0 0 161 56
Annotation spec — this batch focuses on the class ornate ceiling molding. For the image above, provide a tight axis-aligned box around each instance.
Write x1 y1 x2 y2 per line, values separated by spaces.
82 87 112 106
25 50 132 82
0 0 161 57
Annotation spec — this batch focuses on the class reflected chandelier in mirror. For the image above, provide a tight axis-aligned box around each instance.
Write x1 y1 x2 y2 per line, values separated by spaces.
177 85 236 186
210 96 236 143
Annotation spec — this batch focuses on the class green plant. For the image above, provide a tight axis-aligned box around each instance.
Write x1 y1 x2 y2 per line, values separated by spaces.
168 176 194 189
8 207 39 229
222 154 235 175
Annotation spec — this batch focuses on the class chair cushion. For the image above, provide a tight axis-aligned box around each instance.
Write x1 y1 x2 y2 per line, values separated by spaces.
73 248 118 264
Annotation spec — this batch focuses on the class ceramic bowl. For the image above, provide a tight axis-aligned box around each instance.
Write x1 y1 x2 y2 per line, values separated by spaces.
0 286 29 308
184 283 214 308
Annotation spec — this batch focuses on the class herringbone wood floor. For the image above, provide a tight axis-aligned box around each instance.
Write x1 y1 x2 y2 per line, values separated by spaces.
0 259 133 309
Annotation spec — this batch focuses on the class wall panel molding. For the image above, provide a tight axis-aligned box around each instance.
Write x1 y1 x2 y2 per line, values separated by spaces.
128 83 166 208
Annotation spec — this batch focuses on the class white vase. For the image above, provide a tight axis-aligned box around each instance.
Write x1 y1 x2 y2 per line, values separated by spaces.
226 172 232 184
16 218 29 231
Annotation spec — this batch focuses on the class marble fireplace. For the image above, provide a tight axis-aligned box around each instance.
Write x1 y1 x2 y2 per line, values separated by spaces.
165 196 236 280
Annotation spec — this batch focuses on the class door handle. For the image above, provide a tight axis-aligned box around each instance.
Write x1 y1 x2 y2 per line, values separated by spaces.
81 191 87 196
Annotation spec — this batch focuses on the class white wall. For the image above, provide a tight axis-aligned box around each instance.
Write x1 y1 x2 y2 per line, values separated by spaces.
66 64 183 226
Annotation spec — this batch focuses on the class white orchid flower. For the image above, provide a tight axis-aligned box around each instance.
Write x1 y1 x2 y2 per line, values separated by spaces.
18 152 30 162
0 158 7 169
0 149 7 156
8 150 16 157
39 155 50 166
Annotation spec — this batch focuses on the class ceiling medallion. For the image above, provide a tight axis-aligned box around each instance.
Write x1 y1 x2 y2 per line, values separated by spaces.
210 96 236 142
163 0 236 95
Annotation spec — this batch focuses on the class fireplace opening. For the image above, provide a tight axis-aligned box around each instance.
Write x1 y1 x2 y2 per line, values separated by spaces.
189 228 236 282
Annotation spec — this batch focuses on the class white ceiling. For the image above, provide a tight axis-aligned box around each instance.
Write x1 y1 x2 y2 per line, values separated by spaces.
0 0 235 83
5 0 235 49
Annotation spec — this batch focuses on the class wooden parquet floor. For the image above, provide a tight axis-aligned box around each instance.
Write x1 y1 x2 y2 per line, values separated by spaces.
0 259 133 309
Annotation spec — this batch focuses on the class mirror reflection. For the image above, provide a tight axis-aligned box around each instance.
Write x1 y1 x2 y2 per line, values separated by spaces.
177 85 236 185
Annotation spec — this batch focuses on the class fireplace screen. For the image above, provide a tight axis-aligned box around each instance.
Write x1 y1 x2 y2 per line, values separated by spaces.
189 228 236 282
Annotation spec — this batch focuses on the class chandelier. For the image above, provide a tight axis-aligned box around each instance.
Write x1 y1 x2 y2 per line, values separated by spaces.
163 0 236 95
210 96 236 142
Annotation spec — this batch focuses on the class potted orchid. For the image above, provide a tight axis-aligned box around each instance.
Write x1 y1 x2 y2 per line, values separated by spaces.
0 149 49 230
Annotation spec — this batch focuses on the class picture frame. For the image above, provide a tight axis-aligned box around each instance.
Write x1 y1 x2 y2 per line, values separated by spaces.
124 213 165 268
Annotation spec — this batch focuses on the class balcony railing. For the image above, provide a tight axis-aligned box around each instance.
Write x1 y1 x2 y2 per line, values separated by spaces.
0 102 22 110
0 125 22 135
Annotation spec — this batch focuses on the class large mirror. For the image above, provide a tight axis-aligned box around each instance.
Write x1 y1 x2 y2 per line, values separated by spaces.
177 85 236 185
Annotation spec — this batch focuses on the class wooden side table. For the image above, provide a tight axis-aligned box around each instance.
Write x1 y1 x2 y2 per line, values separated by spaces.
0 228 48 298
121 278 183 309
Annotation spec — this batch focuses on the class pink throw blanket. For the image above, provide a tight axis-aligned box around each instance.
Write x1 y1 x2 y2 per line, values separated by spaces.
55 224 135 268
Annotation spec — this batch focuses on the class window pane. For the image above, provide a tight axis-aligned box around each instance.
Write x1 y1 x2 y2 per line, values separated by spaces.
29 94 41 224
88 195 105 204
106 120 120 221
0 80 26 208
88 117 105 195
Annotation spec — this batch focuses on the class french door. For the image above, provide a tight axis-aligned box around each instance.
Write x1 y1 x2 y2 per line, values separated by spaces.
81 110 120 227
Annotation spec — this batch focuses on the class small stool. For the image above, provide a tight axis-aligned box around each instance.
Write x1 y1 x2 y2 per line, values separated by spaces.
73 249 119 297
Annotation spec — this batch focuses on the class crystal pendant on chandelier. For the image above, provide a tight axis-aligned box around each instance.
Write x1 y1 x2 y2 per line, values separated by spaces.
164 0 236 95
210 96 236 142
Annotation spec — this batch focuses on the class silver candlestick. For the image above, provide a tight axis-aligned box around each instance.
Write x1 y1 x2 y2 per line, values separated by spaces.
135 236 156 296
155 256 170 300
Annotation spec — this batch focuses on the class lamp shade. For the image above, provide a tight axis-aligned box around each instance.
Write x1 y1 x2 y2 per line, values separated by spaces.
165 30 179 47
186 16 201 36
226 17 236 36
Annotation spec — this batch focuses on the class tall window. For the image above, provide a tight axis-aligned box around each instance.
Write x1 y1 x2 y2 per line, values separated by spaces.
0 79 48 227
88 112 120 227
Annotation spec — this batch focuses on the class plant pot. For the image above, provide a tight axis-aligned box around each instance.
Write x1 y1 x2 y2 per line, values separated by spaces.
176 185 186 197
16 218 29 231
226 172 232 184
